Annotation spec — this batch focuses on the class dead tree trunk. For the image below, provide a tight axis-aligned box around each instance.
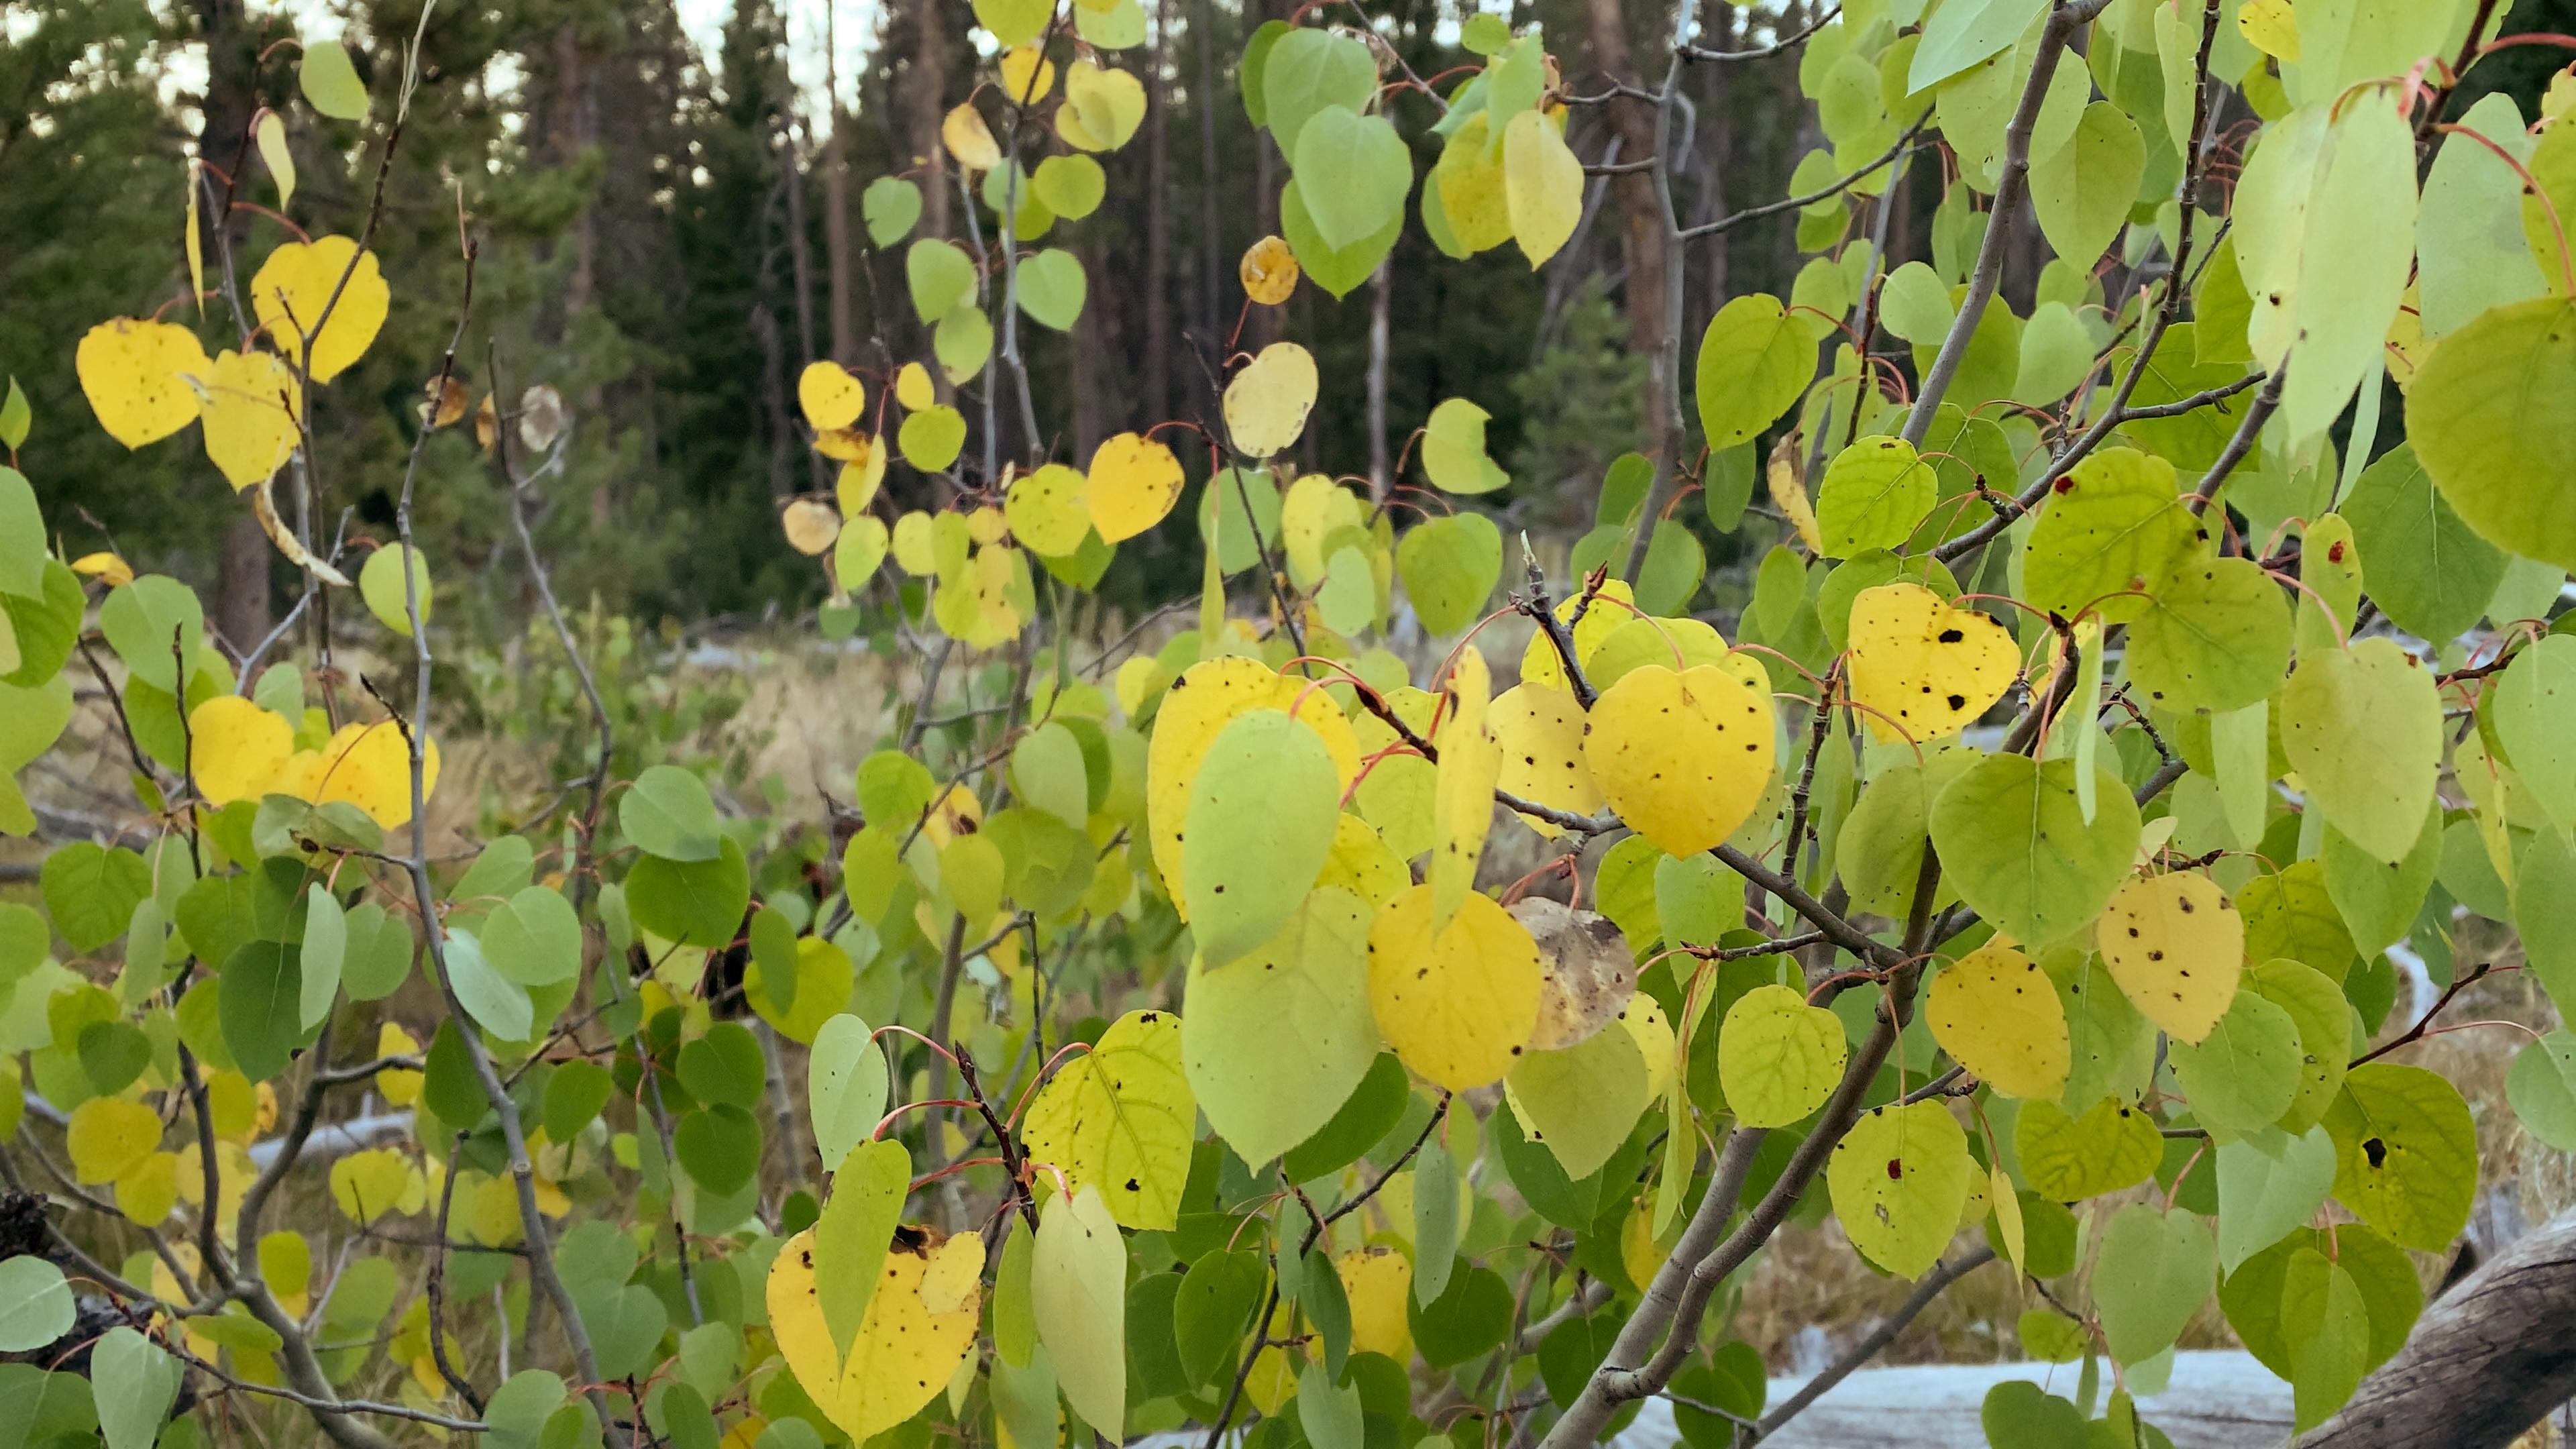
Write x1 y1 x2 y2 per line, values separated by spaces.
2299 1205 2576 1449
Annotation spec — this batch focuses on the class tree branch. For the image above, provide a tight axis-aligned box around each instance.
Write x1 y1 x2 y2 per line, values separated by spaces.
1753 1245 1997 1439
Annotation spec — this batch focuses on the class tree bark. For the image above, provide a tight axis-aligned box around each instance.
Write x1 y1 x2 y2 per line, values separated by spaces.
822 0 856 364
912 0 951 245
2299 1205 2576 1449
195 0 270 654
1142 0 1173 428
1582 0 1672 465
1194 0 1225 405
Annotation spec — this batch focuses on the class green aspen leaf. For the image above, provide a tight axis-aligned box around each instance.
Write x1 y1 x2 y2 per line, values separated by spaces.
2239 99 2416 442
299 883 343 1030
543 1060 614 1144
2324 1063 2477 1252
814 1137 909 1357
442 930 532 1043
973 0 1049 45
2506 1030 2576 1150
1183 888 1378 1168
2241 861 2357 984
2014 300 2098 403
2014 1095 2162 1201
1024 1008 1194 1231
2289 0 2466 108
2127 555 2292 715
1030 156 1105 221
2282 1246 2369 1432
627 837 751 949
2031 101 2147 266
481 885 581 987
0 674 73 772
1010 722 1091 830
906 239 978 324
899 405 967 472
2 561 83 688
2021 448 2200 627
1034 1184 1128 1433
1909 0 2049 90
359 544 432 637
1695 294 1810 452
42 843 151 954
1197 466 1284 576
2279 638 2441 866
1317 545 1375 635
808 1014 888 1168
2092 1201 2215 1364
2418 93 2544 340
2214 1126 2339 1274
2222 1224 2421 1381
2408 315 2576 572
299 40 369 119
1263 30 1378 157
2247 957 2353 1134
1879 262 1955 345
2341 443 2505 645
1293 108 1411 252
1016 250 1087 332
0 380 29 458
1980 1381 2086 1446
0 1256 72 1351
2165 989 2301 1136
1396 513 1501 635
1408 1261 1511 1367
1281 1051 1409 1182
1283 178 1401 299
220 940 304 1080
99 576 203 693
1421 398 1509 495
341 902 415 1001
2488 634 2576 835
1815 435 1936 557
77 1022 148 1095
2115 325 2256 476
1173 1248 1264 1387
2296 513 2364 651
1930 755 2140 949
93 1327 181 1449
1633 519 1705 616
1505 1016 1650 1181
934 303 993 384
1827 1100 1974 1277
1717 984 1846 1128
2320 806 2440 957
1296 1360 1363 1449
677 1022 765 1111
623 765 721 863
1182 710 1341 967
1074 0 1146 50
675 1103 759 1195
862 177 922 248
1414 1128 1459 1305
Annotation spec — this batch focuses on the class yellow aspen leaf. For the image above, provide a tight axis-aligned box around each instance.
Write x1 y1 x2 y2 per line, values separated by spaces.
76 318 210 449
1623 991 1675 1100
1513 896 1636 1051
250 235 390 384
1501 109 1581 268
1621 1195 1676 1293
260 1231 313 1318
892 511 938 575
1220 342 1318 459
200 350 301 490
1517 578 1635 691
1768 434 1824 555
188 695 294 806
1490 682 1602 835
1827 1100 1974 1277
1314 814 1408 906
1429 647 1500 928
2096 872 2243 1044
1436 116 1513 255
895 360 936 411
1845 582 2020 744
800 360 867 431
184 160 205 319
307 719 439 829
1145 656 1360 912
967 505 1010 545
1085 431 1187 542
205 1070 260 1140
1988 1163 2025 1277
70 553 136 587
1240 235 1300 305
835 438 887 510
375 1023 423 1106
1336 1247 1413 1361
116 1150 180 1225
252 474 350 585
1585 663 1778 858
783 498 842 555
1585 615 1730 691
769 1227 985 1445
1056 61 1146 152
1006 464 1093 555
68 1097 161 1185
1281 474 1367 587
255 111 295 211
920 782 984 849
943 103 1003 171
1365 884 1543 1091
2237 0 2299 62
1000 45 1057 103
1022 1008 1195 1230
474 392 498 450
421 374 469 429
466 1173 523 1245
1925 942 2072 1100
1718 983 1846 1128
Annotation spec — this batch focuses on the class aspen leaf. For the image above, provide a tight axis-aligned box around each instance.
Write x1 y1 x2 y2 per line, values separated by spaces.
1827 1100 1974 1277
1925 943 2069 1100
199 349 301 491
1292 107 1411 252
2279 637 2441 865
835 515 890 588
2127 555 2294 715
1815 436 1936 557
1845 582 2017 743
1491 684 1602 835
251 236 389 383
1931 755 2139 949
1184 887 1379 1167
899 406 967 472
1434 116 1514 256
2325 1063 2477 1252
782 499 841 556
1420 398 1509 494
943 103 1002 170
1000 44 1057 103
799 361 866 431
1221 342 1318 458
1240 235 1299 305
1695 296 1811 452
304 719 439 829
1022 1008 1195 1230
2015 1096 2163 1201
2409 303 2576 570
254 111 295 211
1719 983 1845 1128
1183 709 1342 965
1585 663 1776 858
2095 872 2243 1043
68 1096 160 1184
1501 109 1580 266
834 443 887 514
2092 1203 2216 1364
1366 885 1542 1091
1505 1010 1650 1180
1057 60 1146 152
1032 1186 1128 1434
76 318 210 448
299 39 369 119
895 360 936 411
2167 987 2303 1134
1086 431 1186 541
68 552 134 588
814 1138 910 1357
1429 647 1500 928
2237 0 2299 60
1146 656 1361 913
1336 1248 1413 1361
769 1226 984 1444
1513 897 1635 1051
188 696 294 806
0 1257 73 1354
1767 437 1825 554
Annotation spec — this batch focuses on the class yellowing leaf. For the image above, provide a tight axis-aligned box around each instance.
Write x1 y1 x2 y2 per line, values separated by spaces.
1845 582 2019 744
1768 436 1824 555
299 720 440 829
1517 578 1635 691
769 1226 985 1444
1032 1187 1128 1434
835 440 887 511
1336 1248 1412 1360
783 498 842 556
800 360 867 431
1000 45 1058 103
1006 464 1092 554
1718 983 1846 1128
1221 342 1318 458
1145 657 1361 914
1021 1008 1195 1230
1585 663 1777 857
1366 884 1543 1090
1240 235 1300 305
250 235 390 384
943 103 1003 171
189 695 294 806
1501 109 1580 267
1827 1100 1974 1277
1056 61 1146 152
375 1023 422 1106
70 553 136 587
1436 115 1514 255
1314 815 1407 907
76 318 210 449
1925 943 2070 1100
900 406 967 472
117 1150 180 1225
1430 647 1502 928
1491 683 1602 835
2237 0 2300 61
68 1096 161 1185
2096 872 2243 1043
327 1148 415 1222
1507 1006 1651 1179
256 111 295 211
2016 1095 2165 1200
896 362 936 410
1086 431 1187 542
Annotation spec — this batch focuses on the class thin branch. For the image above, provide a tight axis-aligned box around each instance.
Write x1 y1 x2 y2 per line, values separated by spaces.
1678 123 1922 243
1754 1246 1998 1439
1676 5 1841 62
